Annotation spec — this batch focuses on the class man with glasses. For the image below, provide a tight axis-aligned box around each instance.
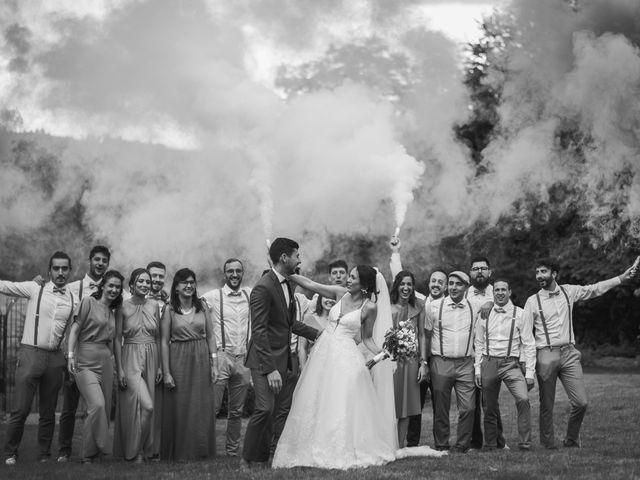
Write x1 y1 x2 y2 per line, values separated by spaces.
466 257 507 450
201 258 252 457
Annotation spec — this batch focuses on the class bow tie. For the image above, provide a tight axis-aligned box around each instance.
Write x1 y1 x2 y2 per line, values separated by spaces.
494 307 506 313
228 291 242 297
89 282 101 289
449 303 465 309
473 289 484 296
548 290 560 297
53 287 66 295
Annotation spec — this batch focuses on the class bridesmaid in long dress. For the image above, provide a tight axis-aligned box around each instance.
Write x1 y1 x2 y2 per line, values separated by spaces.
389 270 428 447
114 268 162 462
67 270 124 463
160 268 218 461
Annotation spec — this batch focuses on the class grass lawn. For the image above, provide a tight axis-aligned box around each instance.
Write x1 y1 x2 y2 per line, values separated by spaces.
1 372 639 479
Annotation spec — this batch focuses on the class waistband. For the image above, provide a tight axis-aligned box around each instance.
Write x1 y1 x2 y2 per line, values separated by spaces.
537 343 574 351
20 343 61 354
432 355 472 361
171 337 206 343
78 341 111 346
218 348 247 358
483 355 519 361
123 337 156 345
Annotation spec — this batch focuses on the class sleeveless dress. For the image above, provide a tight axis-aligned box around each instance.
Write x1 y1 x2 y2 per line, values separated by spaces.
114 298 160 460
161 307 216 461
392 303 422 419
272 298 397 469
73 296 115 459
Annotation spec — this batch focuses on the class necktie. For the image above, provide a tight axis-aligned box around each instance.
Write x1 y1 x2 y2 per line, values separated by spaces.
494 307 506 313
548 290 560 297
53 286 66 295
449 303 465 309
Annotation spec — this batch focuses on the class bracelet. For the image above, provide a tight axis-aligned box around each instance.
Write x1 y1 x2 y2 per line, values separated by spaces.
67 352 75 358
210 353 218 359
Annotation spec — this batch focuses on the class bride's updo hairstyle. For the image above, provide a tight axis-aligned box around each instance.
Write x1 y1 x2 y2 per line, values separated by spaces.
356 265 379 301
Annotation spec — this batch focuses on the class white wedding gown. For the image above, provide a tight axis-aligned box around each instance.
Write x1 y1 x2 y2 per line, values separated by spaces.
272 298 397 469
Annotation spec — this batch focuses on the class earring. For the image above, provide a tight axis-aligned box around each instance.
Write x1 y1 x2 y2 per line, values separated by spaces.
361 289 367 295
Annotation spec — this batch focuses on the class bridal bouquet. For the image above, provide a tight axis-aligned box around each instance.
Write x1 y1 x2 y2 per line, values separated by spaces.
366 325 418 369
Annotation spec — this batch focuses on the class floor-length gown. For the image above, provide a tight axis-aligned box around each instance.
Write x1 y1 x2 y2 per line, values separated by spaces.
114 299 159 460
73 296 115 460
272 299 397 469
161 307 216 461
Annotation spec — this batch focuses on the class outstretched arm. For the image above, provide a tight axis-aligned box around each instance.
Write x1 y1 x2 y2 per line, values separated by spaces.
289 274 346 301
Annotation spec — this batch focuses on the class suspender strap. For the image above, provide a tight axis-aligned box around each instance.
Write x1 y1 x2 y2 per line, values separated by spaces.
56 292 74 350
438 298 445 356
33 285 45 345
559 286 573 344
535 293 552 349
219 289 226 351
79 281 83 301
464 300 474 357
485 315 490 356
506 305 517 358
241 290 251 347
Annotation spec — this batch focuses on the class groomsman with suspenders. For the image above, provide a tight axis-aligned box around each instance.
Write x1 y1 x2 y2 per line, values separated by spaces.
146 261 169 316
522 259 636 449
465 256 507 450
2 252 75 465
425 271 477 453
57 245 110 462
202 258 252 457
474 279 535 451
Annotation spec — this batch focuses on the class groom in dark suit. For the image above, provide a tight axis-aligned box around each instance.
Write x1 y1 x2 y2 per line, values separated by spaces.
241 237 321 468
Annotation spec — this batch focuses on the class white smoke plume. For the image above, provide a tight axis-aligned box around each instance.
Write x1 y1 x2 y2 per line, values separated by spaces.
0 0 470 285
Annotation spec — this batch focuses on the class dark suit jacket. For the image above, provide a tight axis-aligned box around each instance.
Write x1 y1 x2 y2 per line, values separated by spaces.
245 270 319 376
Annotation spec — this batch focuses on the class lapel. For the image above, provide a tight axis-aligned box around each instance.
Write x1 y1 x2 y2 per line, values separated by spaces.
267 270 290 321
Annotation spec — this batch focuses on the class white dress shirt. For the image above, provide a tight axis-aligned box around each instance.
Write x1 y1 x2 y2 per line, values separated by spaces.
202 284 251 356
523 277 622 349
466 284 494 310
426 296 477 358
0 280 74 350
474 301 536 379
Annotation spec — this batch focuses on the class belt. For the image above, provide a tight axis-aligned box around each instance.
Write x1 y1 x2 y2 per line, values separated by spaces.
123 337 155 345
432 355 472 361
483 355 519 361
537 344 573 351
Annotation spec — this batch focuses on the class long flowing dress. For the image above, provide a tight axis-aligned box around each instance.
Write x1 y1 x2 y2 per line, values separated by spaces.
392 303 423 419
272 299 397 469
161 307 216 461
73 296 115 459
114 298 160 460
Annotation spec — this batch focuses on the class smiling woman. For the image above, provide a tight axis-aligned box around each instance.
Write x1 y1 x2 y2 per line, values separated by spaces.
113 268 162 462
159 268 218 461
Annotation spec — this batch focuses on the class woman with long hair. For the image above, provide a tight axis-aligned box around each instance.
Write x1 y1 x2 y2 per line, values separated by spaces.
114 268 162 462
272 265 397 469
298 295 335 369
160 268 218 461
67 270 124 463
389 270 428 447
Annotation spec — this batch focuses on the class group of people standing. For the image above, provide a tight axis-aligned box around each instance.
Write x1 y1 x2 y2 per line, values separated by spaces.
0 236 636 470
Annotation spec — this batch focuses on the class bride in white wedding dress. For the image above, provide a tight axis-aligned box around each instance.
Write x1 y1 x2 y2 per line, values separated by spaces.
272 265 444 469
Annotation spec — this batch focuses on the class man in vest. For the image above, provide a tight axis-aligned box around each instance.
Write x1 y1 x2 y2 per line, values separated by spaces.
522 259 636 449
474 279 535 451
2 252 75 465
57 245 110 462
202 258 251 457
425 271 477 453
